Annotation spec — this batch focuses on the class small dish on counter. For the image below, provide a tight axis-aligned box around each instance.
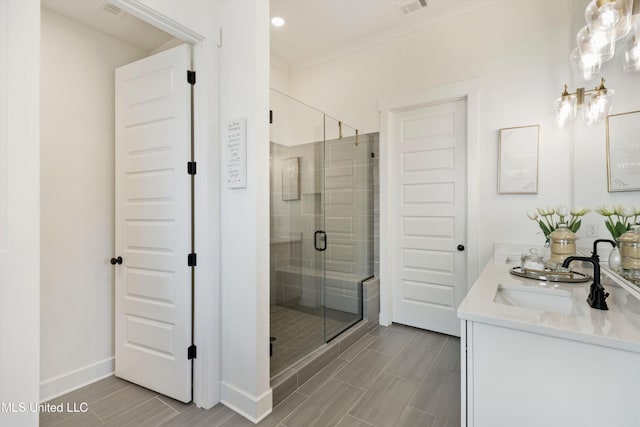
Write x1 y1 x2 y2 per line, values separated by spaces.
509 266 591 283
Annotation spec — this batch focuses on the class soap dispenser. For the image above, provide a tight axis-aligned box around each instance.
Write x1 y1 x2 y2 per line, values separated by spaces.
548 223 577 266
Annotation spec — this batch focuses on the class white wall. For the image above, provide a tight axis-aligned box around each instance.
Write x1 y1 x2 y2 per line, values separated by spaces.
283 0 579 270
219 0 272 421
39 8 150 400
0 1 40 426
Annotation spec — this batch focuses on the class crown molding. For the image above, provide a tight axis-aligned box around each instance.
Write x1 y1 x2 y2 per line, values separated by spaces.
287 0 501 74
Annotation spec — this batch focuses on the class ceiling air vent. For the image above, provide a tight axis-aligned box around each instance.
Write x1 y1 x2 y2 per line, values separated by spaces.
395 0 428 16
97 0 127 18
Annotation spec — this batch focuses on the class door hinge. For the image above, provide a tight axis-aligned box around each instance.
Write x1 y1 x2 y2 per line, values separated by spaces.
188 344 197 360
188 161 197 175
187 70 196 85
188 253 197 267
269 109 273 124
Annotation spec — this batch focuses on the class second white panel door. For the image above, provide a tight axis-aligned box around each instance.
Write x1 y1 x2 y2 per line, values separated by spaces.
391 98 467 336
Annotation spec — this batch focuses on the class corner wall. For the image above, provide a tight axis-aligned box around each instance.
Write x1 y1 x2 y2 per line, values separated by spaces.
219 0 272 421
0 1 40 426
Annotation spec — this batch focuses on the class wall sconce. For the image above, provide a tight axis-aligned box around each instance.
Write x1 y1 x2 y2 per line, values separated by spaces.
554 78 615 127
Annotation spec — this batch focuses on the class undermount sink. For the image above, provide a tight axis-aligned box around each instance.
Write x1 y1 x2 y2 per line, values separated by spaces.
494 283 578 314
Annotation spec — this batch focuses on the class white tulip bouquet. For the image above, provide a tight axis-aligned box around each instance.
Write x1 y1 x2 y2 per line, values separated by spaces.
527 205 590 243
595 205 639 241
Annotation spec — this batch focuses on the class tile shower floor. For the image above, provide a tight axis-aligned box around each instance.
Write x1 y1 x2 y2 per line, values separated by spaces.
270 304 351 377
41 324 460 427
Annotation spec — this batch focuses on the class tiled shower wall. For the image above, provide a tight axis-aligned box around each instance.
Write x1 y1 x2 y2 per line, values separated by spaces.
269 133 380 308
324 134 375 277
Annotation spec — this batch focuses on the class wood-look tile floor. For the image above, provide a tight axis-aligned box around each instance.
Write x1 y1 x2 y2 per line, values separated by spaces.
41 324 460 427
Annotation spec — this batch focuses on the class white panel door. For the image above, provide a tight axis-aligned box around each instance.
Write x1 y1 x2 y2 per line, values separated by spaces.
391 99 467 336
115 44 192 402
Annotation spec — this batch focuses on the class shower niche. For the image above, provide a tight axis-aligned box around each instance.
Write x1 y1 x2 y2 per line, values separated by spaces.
269 89 378 377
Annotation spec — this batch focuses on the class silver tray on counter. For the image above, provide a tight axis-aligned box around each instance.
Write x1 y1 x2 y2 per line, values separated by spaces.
509 267 591 283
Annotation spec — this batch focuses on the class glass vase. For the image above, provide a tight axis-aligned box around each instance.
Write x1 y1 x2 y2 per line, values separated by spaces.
609 242 621 272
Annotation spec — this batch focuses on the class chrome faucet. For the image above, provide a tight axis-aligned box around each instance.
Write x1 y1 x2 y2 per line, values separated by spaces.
591 239 616 262
562 256 609 310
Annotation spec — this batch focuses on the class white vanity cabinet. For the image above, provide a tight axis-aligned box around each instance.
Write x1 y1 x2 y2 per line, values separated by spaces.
458 263 640 427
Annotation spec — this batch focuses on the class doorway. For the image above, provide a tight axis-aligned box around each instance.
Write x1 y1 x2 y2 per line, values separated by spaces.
389 98 467 337
379 80 481 338
39 2 198 404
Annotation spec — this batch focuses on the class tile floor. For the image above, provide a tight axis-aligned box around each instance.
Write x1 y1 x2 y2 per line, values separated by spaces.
41 324 460 427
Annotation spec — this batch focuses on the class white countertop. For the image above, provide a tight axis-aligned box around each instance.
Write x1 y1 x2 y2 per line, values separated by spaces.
458 261 640 353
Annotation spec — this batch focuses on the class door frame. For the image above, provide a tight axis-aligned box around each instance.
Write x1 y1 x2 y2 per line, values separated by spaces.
112 0 218 408
378 79 482 327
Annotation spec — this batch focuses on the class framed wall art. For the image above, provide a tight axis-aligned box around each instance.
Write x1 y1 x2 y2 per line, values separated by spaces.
498 125 540 194
607 110 640 192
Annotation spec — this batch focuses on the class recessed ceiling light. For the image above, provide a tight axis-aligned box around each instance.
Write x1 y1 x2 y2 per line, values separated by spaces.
271 17 285 27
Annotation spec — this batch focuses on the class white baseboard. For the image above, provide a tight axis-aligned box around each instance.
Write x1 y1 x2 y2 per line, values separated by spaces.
220 381 272 423
40 357 115 402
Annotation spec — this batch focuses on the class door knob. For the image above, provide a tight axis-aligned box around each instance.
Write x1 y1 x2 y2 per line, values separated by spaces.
110 256 123 265
457 245 465 252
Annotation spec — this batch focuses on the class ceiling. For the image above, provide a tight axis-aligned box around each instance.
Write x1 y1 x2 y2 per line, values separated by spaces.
41 0 174 52
270 0 500 72
42 0 500 70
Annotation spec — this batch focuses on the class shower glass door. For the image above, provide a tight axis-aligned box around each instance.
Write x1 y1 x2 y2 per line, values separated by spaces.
269 89 370 378
323 119 367 341
269 90 326 376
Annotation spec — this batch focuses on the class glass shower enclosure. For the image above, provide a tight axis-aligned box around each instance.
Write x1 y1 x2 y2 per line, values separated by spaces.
269 89 375 376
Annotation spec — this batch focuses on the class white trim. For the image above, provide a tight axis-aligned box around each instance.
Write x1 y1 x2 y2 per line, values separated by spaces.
100 0 219 410
288 1 500 73
110 0 207 44
0 0 8 253
270 54 289 74
460 320 467 426
39 358 114 403
378 78 482 328
191 41 221 410
220 381 273 423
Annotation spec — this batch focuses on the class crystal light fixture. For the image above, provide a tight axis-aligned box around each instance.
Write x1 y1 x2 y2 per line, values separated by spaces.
623 16 640 70
558 0 639 126
570 47 601 82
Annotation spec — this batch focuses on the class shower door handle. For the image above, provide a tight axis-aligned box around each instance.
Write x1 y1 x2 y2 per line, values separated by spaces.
314 230 327 252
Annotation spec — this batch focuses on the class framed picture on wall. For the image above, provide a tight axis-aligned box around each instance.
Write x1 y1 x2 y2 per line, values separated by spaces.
607 110 640 192
498 125 540 194
282 157 300 201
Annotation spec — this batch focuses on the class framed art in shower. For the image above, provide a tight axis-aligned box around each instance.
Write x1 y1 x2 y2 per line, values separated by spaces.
282 157 300 201
607 110 640 192
498 124 539 194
